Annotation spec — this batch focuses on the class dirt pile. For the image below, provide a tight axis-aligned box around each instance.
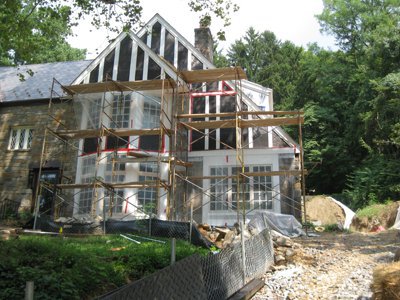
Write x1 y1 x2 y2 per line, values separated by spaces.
351 201 400 232
305 195 346 226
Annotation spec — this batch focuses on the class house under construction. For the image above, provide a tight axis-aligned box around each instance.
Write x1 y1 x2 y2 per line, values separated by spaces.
0 14 305 227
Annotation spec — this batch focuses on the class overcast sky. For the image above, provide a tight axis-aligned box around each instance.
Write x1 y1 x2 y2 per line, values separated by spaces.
68 0 337 59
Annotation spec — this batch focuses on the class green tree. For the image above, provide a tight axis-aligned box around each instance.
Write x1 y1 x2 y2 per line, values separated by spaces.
226 28 303 109
316 0 400 205
318 0 400 75
0 1 86 66
1 0 239 66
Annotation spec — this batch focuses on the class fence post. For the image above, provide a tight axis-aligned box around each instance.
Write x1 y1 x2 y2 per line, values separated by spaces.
189 202 193 243
25 281 34 300
170 238 176 265
103 198 106 235
240 221 246 286
149 217 152 236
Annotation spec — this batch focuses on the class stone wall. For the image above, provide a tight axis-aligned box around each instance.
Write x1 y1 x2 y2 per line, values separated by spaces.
0 100 78 215
279 154 302 220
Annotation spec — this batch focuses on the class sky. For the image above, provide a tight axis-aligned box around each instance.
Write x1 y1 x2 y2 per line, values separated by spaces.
67 0 337 59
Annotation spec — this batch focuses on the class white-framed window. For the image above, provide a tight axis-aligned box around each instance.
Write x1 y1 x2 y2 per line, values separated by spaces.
104 154 126 214
253 166 273 209
8 127 33 150
105 189 124 214
210 167 228 211
86 98 102 129
78 155 96 214
78 187 93 214
111 94 130 129
137 162 158 214
142 99 160 128
232 166 250 210
209 165 273 211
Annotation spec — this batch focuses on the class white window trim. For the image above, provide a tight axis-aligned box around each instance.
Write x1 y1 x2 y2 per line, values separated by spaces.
209 165 273 212
8 127 33 150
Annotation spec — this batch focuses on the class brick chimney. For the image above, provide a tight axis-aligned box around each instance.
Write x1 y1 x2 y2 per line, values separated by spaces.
194 27 214 64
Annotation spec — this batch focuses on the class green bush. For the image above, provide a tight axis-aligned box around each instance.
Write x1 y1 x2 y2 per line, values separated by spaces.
0 235 207 299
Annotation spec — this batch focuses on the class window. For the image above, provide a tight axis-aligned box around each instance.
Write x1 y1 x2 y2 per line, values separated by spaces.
209 165 273 211
232 167 250 210
86 98 102 129
78 188 93 214
111 94 130 129
8 127 33 150
104 189 124 214
78 155 96 214
253 166 273 209
142 100 160 128
138 175 157 214
140 99 161 151
138 163 158 214
105 154 126 183
104 154 126 214
210 167 228 210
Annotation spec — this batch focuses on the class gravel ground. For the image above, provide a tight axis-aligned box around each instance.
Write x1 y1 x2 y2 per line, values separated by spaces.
254 230 399 300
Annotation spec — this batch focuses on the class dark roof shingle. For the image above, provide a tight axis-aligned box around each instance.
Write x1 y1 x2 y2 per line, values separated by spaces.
0 60 92 103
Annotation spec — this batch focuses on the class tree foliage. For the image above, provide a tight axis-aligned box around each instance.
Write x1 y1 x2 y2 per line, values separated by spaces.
222 0 400 208
226 28 303 109
0 1 86 66
1 0 239 66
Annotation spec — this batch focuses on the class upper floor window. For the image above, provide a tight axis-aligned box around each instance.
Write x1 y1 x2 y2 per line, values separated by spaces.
143 100 160 129
86 98 102 129
8 127 33 150
111 94 130 129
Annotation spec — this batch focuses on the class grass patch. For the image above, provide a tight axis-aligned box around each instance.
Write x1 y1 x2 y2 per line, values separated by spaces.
0 234 208 299
356 203 388 219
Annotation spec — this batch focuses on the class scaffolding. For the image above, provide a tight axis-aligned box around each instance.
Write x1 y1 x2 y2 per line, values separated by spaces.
32 66 306 231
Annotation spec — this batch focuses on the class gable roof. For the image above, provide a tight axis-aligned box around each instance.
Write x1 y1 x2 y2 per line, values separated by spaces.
137 13 214 70
0 60 91 103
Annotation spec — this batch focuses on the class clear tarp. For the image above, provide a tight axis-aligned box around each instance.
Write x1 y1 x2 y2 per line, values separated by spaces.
248 211 305 237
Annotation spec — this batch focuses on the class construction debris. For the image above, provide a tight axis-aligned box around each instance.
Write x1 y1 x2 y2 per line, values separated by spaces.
271 231 300 267
197 223 238 249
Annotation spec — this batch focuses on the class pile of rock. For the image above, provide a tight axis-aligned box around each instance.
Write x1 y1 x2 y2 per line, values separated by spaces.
271 232 301 267
197 223 302 266
197 223 238 248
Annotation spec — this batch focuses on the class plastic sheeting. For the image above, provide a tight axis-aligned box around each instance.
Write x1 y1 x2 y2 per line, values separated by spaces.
391 205 400 230
248 211 305 237
327 196 355 230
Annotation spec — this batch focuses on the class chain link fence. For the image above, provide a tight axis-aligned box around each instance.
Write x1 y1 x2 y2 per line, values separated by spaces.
99 228 273 300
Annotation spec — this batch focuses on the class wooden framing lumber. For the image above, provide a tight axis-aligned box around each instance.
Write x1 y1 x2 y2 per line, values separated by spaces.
54 128 173 139
62 79 177 95
177 111 304 119
186 170 307 180
113 156 192 167
56 181 167 189
62 67 247 96
180 117 304 130
228 278 264 300
179 67 247 83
